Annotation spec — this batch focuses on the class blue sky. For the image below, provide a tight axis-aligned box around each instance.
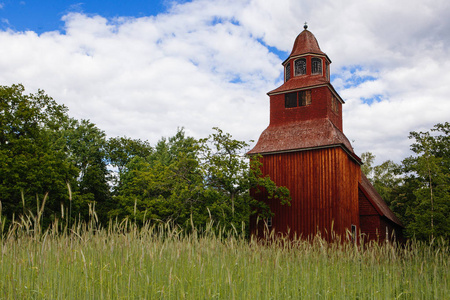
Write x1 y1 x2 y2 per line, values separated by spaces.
1 1 169 32
1 0 289 58
1 0 450 164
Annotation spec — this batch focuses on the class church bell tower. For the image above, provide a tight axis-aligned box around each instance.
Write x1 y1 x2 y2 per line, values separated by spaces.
249 24 403 242
249 24 361 240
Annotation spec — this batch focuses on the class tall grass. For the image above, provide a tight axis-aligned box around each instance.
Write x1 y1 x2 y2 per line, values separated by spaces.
0 215 448 299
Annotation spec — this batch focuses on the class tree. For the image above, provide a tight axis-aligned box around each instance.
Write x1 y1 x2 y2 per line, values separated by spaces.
0 84 118 226
112 128 289 234
400 123 450 240
372 160 401 205
0 84 77 226
199 128 251 218
65 119 112 222
360 152 375 180
199 128 290 230
110 128 205 227
106 136 152 175
1 84 289 232
360 152 401 206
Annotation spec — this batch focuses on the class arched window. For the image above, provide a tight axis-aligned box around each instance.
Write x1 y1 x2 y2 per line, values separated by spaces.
311 58 322 75
294 58 307 76
285 62 291 82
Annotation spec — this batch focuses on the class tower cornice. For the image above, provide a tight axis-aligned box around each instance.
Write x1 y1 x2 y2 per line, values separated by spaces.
268 83 344 104
282 53 331 66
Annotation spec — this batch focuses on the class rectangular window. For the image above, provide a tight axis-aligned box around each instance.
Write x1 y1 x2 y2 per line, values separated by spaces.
267 217 272 227
285 92 297 108
331 96 339 113
299 90 311 106
285 91 312 108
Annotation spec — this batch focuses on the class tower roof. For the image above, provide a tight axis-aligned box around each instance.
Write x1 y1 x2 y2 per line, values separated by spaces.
291 29 324 56
285 28 330 64
247 118 356 159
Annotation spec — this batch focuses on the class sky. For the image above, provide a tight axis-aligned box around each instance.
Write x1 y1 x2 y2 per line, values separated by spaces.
1 0 450 165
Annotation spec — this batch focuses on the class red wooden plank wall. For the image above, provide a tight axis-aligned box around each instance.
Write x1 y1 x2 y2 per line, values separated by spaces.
251 147 360 241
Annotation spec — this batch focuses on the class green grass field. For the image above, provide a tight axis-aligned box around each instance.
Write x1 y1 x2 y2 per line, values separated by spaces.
0 219 448 299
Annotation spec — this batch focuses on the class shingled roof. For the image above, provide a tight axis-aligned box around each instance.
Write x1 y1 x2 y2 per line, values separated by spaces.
290 29 326 57
268 75 329 95
283 29 331 64
248 118 356 158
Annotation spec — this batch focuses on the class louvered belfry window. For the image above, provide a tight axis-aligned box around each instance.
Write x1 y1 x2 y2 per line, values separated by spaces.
285 90 311 108
294 58 307 76
311 58 322 75
285 62 291 82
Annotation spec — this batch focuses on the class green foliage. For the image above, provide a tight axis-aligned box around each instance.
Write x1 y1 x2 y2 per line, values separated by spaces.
400 123 450 240
372 160 401 205
111 128 289 234
111 128 205 228
201 128 289 219
360 152 401 202
360 151 375 179
65 119 112 222
199 127 253 226
1 83 288 233
364 123 450 241
0 84 77 226
0 84 115 226
106 136 152 174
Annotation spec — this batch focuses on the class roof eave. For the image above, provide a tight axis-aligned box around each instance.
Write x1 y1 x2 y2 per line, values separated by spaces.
248 143 361 165
267 83 345 104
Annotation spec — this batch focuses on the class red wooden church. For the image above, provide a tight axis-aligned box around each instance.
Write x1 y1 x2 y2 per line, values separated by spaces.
248 25 403 242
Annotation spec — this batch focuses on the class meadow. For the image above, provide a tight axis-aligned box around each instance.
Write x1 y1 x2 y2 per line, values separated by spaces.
0 217 448 299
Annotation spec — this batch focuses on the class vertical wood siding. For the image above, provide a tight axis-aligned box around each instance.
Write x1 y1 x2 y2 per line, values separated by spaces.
251 147 360 241
358 187 404 243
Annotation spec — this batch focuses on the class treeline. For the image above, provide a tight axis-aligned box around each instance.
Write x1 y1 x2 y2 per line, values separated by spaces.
0 84 289 233
361 122 450 241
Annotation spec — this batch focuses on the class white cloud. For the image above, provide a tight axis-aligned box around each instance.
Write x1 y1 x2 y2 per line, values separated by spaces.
1 0 450 165
0 5 278 146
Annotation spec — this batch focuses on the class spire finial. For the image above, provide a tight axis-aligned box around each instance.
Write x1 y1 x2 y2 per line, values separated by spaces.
303 22 308 30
